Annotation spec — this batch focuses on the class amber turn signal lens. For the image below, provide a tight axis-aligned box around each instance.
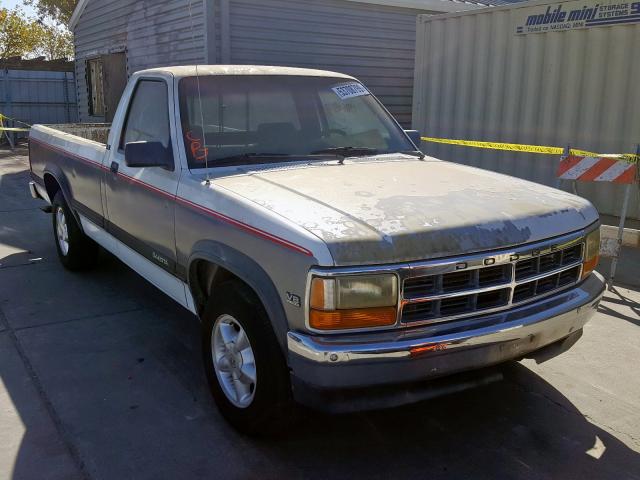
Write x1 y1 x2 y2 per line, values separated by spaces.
310 278 328 310
309 306 397 330
582 228 601 279
581 254 600 279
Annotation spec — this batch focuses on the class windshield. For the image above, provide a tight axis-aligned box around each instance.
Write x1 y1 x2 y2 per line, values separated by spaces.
178 75 415 168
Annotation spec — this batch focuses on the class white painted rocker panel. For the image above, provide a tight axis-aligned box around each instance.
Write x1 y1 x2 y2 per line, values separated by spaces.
79 215 198 315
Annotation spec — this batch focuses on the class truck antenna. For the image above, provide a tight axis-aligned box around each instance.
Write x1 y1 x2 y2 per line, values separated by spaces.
188 0 211 184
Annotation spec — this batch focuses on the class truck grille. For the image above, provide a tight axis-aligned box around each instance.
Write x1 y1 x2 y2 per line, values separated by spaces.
400 238 584 326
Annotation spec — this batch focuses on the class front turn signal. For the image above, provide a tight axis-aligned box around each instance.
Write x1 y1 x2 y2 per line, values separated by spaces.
309 306 397 330
582 228 600 279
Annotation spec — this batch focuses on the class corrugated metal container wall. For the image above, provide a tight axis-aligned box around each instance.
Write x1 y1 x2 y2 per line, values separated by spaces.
0 69 77 128
210 0 436 126
412 0 640 219
74 0 206 121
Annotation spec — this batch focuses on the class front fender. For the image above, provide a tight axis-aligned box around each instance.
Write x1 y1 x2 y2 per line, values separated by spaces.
188 240 290 352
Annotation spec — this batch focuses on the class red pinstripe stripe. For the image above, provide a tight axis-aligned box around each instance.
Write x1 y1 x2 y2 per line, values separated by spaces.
117 172 177 199
557 155 584 176
31 137 314 257
577 157 618 181
31 137 110 172
175 196 313 256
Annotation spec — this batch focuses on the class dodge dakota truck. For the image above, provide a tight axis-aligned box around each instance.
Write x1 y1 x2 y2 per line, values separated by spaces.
28 65 605 434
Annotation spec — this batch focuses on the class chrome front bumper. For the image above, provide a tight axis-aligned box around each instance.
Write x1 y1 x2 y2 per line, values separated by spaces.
288 272 605 393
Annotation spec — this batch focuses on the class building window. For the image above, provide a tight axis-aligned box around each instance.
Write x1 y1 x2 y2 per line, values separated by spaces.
87 58 105 116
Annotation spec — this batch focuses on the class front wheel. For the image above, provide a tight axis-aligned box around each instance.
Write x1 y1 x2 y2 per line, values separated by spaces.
52 191 99 270
202 281 293 435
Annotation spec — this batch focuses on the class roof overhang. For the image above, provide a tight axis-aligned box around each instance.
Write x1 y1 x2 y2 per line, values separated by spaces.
69 0 485 30
69 0 89 30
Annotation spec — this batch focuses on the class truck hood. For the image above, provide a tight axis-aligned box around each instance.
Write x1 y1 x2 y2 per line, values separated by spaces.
214 158 598 266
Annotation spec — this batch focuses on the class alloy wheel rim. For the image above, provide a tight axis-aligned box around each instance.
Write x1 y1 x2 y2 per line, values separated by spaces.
211 314 257 408
56 207 69 256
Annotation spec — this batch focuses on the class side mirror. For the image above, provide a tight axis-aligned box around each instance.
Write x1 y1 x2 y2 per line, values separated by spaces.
404 130 421 148
124 141 173 169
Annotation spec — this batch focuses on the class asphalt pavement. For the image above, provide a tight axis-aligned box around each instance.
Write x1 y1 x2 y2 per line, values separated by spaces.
1 146 639 480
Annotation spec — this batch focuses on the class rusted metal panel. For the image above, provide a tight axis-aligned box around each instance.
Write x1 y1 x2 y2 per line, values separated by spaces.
102 52 128 123
413 0 640 219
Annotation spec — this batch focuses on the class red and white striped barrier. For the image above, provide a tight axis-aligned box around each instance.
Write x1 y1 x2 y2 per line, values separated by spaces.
556 146 639 289
557 155 638 184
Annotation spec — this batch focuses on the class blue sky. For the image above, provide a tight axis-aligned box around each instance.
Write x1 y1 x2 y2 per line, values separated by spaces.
1 0 37 16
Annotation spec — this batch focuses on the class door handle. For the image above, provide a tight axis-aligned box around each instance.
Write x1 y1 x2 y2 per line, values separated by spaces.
110 161 119 174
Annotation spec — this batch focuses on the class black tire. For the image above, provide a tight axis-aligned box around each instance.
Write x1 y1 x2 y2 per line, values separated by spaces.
202 280 293 435
52 191 99 271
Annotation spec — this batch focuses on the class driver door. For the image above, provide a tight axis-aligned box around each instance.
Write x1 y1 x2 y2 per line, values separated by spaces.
104 78 180 274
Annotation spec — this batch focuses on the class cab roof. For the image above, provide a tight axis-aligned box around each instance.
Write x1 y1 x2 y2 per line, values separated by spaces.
133 65 356 80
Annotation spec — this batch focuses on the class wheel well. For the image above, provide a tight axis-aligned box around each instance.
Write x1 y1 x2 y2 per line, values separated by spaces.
188 256 289 351
43 173 61 203
189 259 247 315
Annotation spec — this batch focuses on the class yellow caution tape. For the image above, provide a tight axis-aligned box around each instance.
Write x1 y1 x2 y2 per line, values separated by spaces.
619 154 640 164
421 136 599 157
0 127 30 132
0 113 31 131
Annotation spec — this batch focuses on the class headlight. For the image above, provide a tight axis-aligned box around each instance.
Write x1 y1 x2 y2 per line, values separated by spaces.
582 228 600 279
309 274 398 330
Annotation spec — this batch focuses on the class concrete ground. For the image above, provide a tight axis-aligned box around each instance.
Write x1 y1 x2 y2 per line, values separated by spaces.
1 146 639 480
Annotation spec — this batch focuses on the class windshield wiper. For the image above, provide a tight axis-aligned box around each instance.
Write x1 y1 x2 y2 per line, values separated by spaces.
212 153 297 167
310 146 378 161
207 148 381 167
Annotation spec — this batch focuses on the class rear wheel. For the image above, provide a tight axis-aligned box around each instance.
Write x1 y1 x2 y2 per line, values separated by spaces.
52 191 99 270
202 281 292 435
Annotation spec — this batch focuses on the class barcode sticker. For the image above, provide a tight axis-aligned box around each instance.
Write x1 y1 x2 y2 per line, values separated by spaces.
332 83 369 100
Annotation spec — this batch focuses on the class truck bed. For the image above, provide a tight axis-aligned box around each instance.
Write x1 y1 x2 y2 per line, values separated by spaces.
43 123 111 145
29 123 111 219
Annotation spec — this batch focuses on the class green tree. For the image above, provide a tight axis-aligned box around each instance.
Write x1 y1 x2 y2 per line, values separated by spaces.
25 0 78 27
0 8 74 60
0 8 42 59
36 24 74 60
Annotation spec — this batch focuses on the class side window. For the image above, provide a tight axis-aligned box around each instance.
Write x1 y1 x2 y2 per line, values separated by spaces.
120 80 171 150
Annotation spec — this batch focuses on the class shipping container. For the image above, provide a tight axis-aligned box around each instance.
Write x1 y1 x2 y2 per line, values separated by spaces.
412 0 640 219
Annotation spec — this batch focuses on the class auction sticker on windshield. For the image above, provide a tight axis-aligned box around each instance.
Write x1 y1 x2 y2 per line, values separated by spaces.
332 83 369 100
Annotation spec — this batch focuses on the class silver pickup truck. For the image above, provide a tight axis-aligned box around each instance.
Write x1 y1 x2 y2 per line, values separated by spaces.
29 65 605 434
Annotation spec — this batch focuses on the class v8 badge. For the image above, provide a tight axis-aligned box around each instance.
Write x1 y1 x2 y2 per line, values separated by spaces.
286 292 301 308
